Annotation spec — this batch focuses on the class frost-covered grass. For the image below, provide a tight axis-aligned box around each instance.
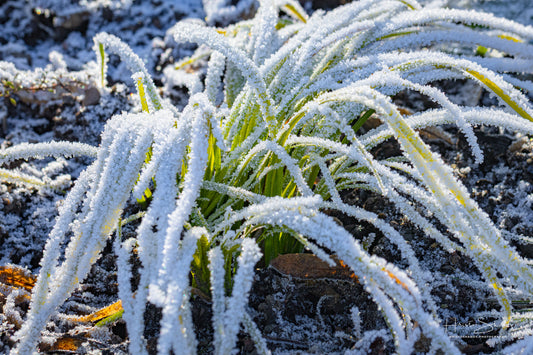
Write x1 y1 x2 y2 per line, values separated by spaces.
3 0 533 353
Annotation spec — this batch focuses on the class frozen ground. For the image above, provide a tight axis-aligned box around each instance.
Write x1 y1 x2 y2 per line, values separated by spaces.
1 0 533 354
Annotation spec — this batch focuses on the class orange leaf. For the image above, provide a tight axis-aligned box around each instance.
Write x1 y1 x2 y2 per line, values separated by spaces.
0 266 36 292
40 336 84 352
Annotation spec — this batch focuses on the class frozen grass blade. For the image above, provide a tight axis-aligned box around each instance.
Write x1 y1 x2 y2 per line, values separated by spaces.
94 33 163 111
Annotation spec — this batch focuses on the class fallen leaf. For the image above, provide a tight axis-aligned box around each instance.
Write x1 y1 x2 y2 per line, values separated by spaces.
0 265 36 291
270 253 358 281
40 336 84 352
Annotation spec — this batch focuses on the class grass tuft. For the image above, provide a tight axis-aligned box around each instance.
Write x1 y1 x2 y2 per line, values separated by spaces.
4 0 533 353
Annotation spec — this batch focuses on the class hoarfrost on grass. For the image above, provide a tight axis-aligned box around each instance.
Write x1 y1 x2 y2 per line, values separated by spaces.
2 0 533 353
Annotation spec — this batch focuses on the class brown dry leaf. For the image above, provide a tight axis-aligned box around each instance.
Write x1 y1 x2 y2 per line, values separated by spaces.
417 126 456 146
0 265 36 292
72 300 123 323
397 107 413 116
270 253 358 281
40 336 85 353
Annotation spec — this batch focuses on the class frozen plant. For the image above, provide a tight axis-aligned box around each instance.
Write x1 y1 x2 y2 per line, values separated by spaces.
4 0 533 353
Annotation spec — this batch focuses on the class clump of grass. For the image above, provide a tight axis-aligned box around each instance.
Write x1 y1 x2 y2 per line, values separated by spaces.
4 0 533 353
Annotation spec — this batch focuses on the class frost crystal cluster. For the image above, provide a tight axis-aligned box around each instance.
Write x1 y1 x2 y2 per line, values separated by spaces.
4 0 533 353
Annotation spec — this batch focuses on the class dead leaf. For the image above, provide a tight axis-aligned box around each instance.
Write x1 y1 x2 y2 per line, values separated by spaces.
417 126 456 146
40 336 84 353
397 107 413 116
0 265 36 291
270 253 358 281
